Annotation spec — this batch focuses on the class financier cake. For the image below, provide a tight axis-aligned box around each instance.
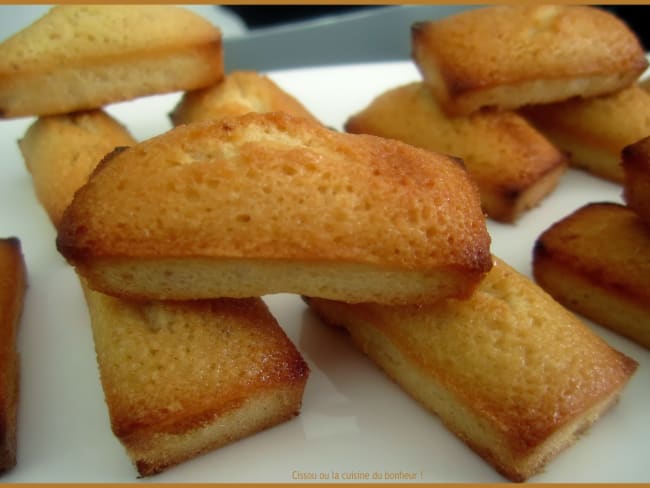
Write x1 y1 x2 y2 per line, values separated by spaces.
622 135 650 226
533 202 650 349
412 5 648 116
345 82 567 223
19 107 311 477
0 238 26 473
19 110 136 228
170 70 319 126
304 256 639 481
56 112 492 304
0 5 224 118
522 84 650 183
83 287 309 476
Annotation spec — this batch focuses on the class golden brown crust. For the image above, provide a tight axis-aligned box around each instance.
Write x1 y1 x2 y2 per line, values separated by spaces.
305 256 638 481
0 238 27 473
0 5 224 118
345 82 567 222
83 285 309 476
522 84 650 183
57 111 492 303
412 5 647 116
21 106 311 476
19 110 136 229
622 136 650 225
170 70 319 126
533 202 650 349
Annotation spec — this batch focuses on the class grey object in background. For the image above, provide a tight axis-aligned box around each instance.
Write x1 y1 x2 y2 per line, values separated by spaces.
223 5 476 72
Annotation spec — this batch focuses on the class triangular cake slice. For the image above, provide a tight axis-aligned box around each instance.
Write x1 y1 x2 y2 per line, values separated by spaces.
170 70 320 126
84 287 309 476
521 84 650 183
412 5 647 116
0 5 223 118
305 256 638 481
56 112 492 304
19 106 311 477
19 109 136 228
345 82 567 223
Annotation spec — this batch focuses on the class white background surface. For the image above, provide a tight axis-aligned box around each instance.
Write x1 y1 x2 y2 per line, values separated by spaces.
0 59 648 482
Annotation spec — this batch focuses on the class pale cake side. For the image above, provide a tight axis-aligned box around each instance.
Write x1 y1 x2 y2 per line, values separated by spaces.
170 70 319 126
412 5 647 116
83 287 309 476
533 202 650 349
19 110 136 228
522 84 650 183
0 238 26 473
345 82 567 223
305 256 638 481
57 112 492 304
0 5 224 118
622 135 650 226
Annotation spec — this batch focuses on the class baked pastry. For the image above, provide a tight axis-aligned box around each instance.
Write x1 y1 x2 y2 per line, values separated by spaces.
622 135 650 225
83 285 309 476
0 5 223 118
345 82 567 223
522 84 650 183
412 5 647 116
57 112 492 304
170 70 319 126
0 237 27 473
18 112 310 476
304 256 639 481
533 202 650 349
19 110 136 228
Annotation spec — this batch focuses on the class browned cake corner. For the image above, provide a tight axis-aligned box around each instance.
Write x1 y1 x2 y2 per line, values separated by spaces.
345 82 567 223
170 70 320 126
19 110 136 229
412 5 647 116
622 135 650 226
56 112 492 304
0 5 224 118
522 84 650 183
533 202 650 349
83 285 309 476
304 256 638 481
0 238 27 473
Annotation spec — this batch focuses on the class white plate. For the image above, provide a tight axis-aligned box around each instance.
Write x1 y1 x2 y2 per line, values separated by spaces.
1 61 648 483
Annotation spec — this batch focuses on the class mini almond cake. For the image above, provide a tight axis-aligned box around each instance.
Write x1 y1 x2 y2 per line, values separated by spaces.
57 112 492 305
83 287 309 476
522 84 650 183
170 70 320 126
19 110 136 228
19 104 311 477
622 135 650 226
533 202 650 349
0 5 224 118
305 257 638 481
345 82 567 223
412 5 647 116
0 238 26 473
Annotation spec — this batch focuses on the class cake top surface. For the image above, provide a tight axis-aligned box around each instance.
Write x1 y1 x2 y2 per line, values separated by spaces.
57 111 491 272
